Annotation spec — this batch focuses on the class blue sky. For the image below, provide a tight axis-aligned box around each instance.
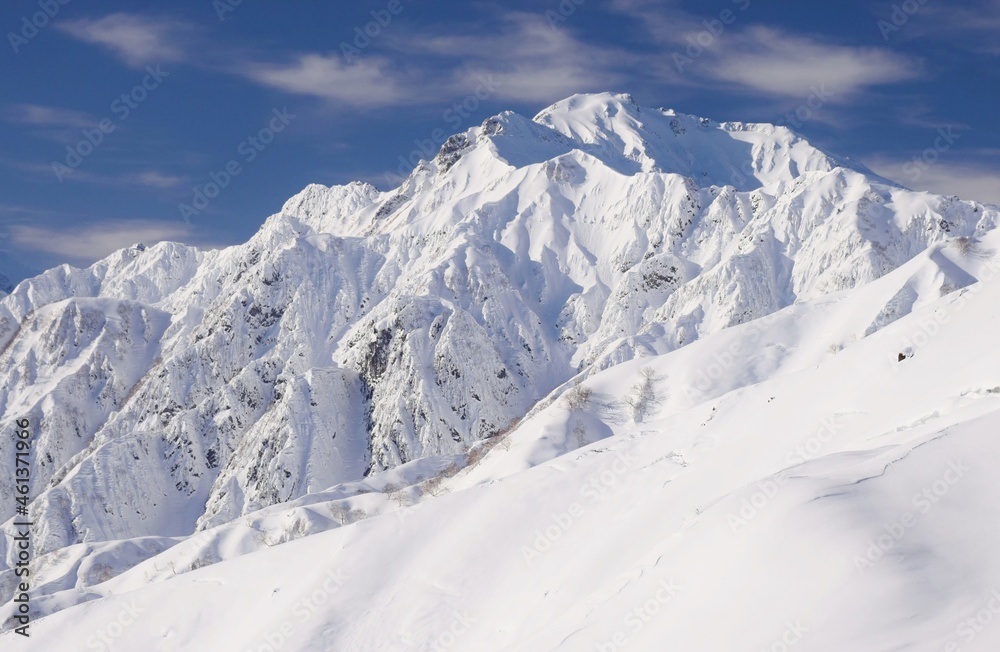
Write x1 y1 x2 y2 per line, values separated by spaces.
1 0 998 269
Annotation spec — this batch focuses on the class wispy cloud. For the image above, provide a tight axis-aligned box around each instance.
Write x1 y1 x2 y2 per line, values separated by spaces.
607 0 694 44
866 155 1000 206
239 13 624 106
876 0 1000 55
610 2 923 99
239 54 409 106
48 9 924 113
57 11 413 108
135 171 185 188
57 13 194 66
702 27 923 98
8 220 194 265
51 11 622 108
3 104 96 128
402 13 625 103
891 103 971 130
0 155 187 190
1 104 105 145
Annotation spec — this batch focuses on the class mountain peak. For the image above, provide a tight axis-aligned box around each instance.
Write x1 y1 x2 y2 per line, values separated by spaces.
521 91 839 189
533 91 641 121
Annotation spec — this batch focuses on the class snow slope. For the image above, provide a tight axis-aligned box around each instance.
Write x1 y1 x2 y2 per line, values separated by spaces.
8 219 1000 652
1 92 1000 649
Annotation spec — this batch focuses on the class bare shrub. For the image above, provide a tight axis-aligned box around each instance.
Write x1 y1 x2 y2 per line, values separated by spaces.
624 365 658 423
563 383 594 410
328 502 351 524
420 463 461 497
954 236 976 255
384 483 410 507
465 440 495 468
572 419 588 448
85 563 115 586
467 417 521 466
245 519 276 547
328 504 369 525
185 552 220 573
322 498 375 526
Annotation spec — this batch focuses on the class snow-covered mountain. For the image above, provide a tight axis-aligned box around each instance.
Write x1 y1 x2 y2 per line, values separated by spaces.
2 92 999 650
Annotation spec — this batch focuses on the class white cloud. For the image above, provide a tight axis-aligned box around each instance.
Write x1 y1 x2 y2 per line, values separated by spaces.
57 13 191 66
397 14 625 104
609 3 924 99
239 14 623 107
51 12 620 109
608 0 701 45
3 104 95 128
135 171 185 188
9 220 194 265
56 13 409 107
240 54 408 106
866 156 1000 206
702 27 923 98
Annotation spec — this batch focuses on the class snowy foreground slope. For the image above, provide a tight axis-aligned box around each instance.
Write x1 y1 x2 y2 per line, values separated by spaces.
2 92 1000 649
10 219 1000 652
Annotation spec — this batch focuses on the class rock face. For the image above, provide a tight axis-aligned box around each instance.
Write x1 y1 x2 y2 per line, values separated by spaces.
1 92 997 560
